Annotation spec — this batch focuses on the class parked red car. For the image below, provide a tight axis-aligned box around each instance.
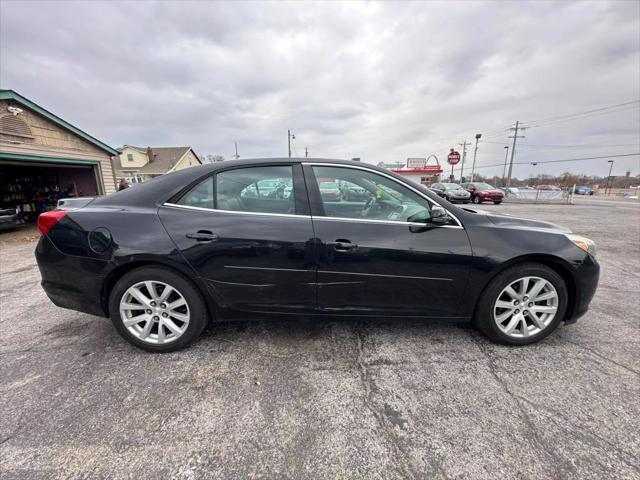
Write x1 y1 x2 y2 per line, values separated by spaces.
460 182 505 204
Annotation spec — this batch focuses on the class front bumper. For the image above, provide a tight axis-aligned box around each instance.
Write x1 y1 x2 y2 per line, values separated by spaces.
565 254 600 324
0 214 27 231
479 193 504 202
448 194 470 201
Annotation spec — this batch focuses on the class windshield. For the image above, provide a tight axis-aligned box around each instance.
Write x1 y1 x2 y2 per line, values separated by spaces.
474 183 495 190
444 184 463 190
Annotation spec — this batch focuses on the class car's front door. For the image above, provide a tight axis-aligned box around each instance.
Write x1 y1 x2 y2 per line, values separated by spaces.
159 163 317 313
304 164 472 317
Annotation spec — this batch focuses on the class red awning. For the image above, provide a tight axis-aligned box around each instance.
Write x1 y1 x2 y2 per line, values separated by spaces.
391 167 442 174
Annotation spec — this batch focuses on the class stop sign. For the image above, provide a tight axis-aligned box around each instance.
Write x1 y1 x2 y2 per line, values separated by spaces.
447 150 461 165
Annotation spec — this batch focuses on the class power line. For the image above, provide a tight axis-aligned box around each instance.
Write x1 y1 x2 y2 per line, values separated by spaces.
521 99 640 125
481 140 640 148
522 104 639 129
472 152 639 171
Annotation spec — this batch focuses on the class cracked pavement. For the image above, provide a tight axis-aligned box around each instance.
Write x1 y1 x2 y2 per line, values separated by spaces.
1 197 639 479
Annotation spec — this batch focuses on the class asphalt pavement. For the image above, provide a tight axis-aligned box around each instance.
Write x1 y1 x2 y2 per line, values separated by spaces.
1 200 639 479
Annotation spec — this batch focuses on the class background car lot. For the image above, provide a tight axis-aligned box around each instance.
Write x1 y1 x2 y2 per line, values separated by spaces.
1 197 638 479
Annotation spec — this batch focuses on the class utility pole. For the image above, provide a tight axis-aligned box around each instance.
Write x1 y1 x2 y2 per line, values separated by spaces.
288 130 295 158
305 146 309 158
507 121 525 187
459 140 471 181
470 133 482 182
233 142 240 160
606 160 614 195
501 146 509 186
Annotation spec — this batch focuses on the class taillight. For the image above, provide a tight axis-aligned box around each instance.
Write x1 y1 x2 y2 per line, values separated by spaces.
37 210 68 235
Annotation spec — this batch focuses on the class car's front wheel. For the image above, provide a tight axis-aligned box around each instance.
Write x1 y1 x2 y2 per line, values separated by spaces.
108 266 208 352
473 263 568 345
472 195 481 204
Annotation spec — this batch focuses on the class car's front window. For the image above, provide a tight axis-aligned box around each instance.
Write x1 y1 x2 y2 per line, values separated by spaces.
312 166 432 223
475 183 494 190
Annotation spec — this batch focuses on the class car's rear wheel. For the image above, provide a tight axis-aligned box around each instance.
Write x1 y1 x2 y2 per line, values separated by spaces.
109 266 208 352
473 263 568 345
472 195 481 204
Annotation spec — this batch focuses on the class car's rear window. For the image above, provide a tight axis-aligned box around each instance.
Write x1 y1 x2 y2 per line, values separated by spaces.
176 176 214 209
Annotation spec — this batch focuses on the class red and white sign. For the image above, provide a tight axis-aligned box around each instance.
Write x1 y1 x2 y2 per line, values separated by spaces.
407 158 427 169
447 150 461 166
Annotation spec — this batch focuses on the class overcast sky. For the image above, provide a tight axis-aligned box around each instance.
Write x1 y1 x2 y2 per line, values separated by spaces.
1 0 639 179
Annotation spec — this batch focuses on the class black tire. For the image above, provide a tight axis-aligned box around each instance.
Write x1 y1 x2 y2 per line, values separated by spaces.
108 266 208 352
472 195 481 204
493 201 502 205
473 263 568 345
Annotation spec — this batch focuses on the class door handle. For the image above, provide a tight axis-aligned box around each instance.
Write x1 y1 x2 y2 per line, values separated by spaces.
331 239 357 252
186 230 218 242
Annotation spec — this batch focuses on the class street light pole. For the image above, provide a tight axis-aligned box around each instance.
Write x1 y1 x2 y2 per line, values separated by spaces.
606 160 614 195
502 146 509 186
470 133 482 182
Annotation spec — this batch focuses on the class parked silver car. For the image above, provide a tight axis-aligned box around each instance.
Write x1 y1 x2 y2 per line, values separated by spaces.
430 183 471 203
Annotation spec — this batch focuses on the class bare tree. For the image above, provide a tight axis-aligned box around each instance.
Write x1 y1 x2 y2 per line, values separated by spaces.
203 155 225 163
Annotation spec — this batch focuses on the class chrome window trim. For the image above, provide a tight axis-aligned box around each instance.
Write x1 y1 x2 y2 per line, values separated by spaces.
163 202 311 219
304 162 464 228
163 202 462 229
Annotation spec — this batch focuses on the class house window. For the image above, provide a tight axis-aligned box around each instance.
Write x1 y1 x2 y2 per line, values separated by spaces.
127 154 134 162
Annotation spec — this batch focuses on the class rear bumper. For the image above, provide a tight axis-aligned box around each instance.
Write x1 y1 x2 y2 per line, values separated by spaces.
565 254 600 324
35 235 109 317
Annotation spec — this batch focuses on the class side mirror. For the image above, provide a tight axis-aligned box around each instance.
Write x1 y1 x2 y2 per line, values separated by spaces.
430 205 451 224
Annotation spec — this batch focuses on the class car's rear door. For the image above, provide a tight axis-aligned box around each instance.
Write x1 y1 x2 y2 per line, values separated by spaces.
304 163 472 317
158 163 317 313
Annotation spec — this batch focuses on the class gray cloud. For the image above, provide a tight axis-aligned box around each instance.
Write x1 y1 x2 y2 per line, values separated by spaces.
1 0 638 178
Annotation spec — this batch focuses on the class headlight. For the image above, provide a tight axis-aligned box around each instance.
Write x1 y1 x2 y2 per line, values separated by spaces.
565 234 596 257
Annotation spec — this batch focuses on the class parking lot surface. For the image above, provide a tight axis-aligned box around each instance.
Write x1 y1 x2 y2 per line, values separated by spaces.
1 199 639 479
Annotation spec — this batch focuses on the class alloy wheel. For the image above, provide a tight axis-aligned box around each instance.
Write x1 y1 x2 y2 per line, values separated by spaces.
493 276 558 338
119 280 190 345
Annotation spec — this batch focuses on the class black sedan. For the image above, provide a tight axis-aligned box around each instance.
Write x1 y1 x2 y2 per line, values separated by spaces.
35 158 599 352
